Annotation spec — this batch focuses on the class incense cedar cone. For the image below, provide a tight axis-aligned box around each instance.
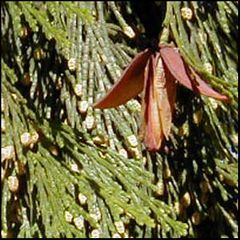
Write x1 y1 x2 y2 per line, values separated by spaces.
93 44 229 151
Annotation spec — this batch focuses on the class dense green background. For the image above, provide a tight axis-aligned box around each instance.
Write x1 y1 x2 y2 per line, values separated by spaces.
1 2 238 238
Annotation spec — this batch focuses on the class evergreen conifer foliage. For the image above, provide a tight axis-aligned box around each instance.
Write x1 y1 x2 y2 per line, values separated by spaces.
1 2 238 238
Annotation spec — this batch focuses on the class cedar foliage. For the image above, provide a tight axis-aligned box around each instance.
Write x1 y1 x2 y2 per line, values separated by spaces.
1 1 238 238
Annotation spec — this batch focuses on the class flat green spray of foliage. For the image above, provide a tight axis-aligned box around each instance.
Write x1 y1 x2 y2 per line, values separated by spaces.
1 1 238 238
